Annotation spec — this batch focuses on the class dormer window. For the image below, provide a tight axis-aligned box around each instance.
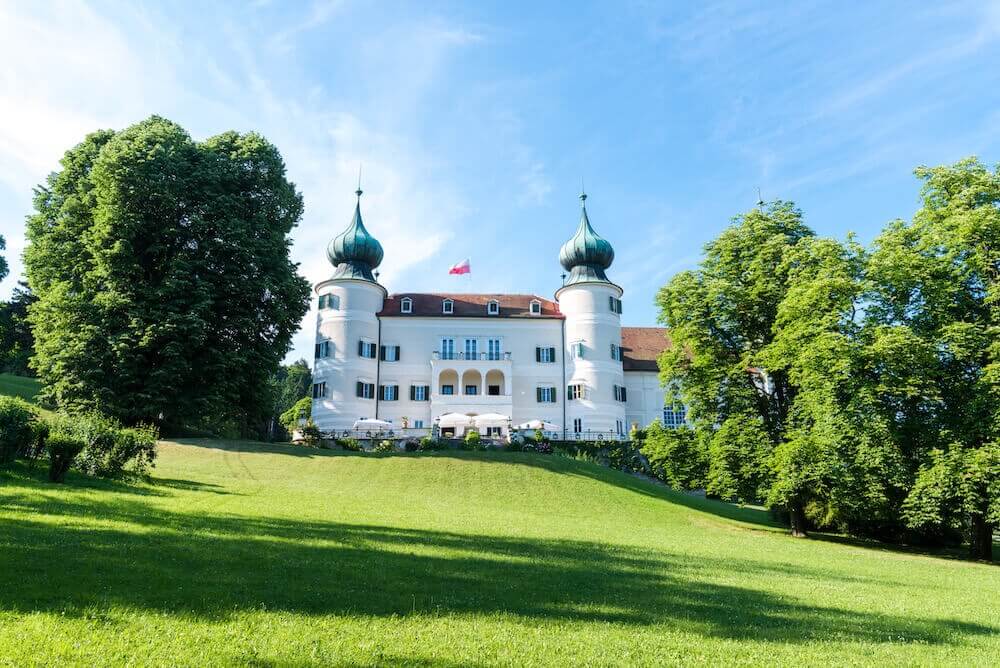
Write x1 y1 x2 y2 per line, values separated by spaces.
529 300 541 315
400 297 412 314
487 300 499 315
442 299 454 314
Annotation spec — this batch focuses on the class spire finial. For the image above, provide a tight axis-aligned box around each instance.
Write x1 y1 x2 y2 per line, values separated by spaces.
756 187 764 209
356 164 363 198
580 177 587 205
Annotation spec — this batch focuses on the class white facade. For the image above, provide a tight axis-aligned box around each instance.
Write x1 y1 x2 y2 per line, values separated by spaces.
311 192 675 439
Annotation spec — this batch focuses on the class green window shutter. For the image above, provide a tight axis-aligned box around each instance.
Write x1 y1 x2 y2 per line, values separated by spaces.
536 387 542 402
423 385 430 399
410 385 415 400
535 347 541 362
551 387 557 402
358 340 364 356
394 345 401 360
356 381 363 397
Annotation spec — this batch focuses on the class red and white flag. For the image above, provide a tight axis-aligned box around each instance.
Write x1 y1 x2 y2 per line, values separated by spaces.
448 258 471 275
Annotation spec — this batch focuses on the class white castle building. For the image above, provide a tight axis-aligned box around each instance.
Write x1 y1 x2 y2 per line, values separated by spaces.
310 187 681 440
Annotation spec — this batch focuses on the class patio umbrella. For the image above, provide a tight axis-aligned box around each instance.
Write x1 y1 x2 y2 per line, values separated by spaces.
472 413 510 428
352 418 394 432
438 413 473 428
515 419 561 431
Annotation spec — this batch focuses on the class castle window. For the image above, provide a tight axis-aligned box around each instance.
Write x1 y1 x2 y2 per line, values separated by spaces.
379 384 399 401
487 300 499 315
410 385 429 401
536 387 556 403
663 403 688 428
442 299 454 314
312 382 327 398
464 384 479 396
441 384 455 395
380 345 400 362
358 340 377 358
610 343 623 362
314 340 332 359
401 297 412 314
573 342 585 359
356 382 375 399
573 418 583 434
529 300 541 315
536 346 556 363
568 383 585 400
613 385 627 402
318 294 340 310
609 296 622 314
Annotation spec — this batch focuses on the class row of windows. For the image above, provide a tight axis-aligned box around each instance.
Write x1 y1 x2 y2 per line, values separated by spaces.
323 293 618 317
401 297 544 315
342 339 624 364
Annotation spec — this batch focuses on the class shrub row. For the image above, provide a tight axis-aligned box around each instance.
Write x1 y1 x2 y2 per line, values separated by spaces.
0 396 158 483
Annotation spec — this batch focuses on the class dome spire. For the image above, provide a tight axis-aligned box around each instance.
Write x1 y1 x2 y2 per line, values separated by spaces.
559 190 615 287
326 181 383 283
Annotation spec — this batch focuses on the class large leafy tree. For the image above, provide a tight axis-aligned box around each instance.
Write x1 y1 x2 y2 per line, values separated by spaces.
657 201 814 533
24 116 311 434
867 158 1000 560
0 282 37 376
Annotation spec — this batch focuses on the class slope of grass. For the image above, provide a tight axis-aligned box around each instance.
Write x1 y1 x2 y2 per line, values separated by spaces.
0 373 41 403
0 439 997 666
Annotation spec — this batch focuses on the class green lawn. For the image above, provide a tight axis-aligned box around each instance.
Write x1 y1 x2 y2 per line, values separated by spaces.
0 438 997 666
0 373 41 403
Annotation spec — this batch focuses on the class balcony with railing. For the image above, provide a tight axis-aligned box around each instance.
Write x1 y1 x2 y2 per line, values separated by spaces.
431 351 512 361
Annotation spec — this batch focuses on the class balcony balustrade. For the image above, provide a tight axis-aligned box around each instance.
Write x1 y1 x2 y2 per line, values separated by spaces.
432 351 511 361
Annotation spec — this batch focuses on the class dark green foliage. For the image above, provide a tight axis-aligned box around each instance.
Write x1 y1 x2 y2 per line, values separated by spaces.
271 360 312 439
374 439 395 453
418 436 447 451
462 430 483 451
0 397 37 464
337 438 362 452
0 283 37 377
24 117 310 435
403 439 420 452
45 433 84 482
278 396 312 433
49 412 158 478
638 422 707 489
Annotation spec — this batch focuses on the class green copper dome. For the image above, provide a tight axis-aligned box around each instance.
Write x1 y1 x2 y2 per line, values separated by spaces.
559 193 614 286
326 189 383 282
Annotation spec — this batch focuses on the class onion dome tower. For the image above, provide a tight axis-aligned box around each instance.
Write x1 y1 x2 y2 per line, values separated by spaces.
559 192 615 286
327 187 384 282
312 184 387 432
555 190 626 440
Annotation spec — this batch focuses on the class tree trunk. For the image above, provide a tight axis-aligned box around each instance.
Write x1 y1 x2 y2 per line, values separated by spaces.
789 499 808 538
969 513 994 562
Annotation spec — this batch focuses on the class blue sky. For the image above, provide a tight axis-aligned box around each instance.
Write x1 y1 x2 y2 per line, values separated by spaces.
2 1 999 363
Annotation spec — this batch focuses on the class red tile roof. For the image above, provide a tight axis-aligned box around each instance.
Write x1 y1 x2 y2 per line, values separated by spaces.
621 327 672 372
379 293 562 318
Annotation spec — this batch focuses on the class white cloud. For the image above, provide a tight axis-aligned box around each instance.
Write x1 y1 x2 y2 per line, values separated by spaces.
0 0 479 364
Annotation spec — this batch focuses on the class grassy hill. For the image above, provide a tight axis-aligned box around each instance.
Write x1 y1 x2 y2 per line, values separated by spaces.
0 438 998 666
0 375 997 665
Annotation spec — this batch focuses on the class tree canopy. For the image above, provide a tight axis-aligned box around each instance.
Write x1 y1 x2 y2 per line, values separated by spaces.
656 159 999 559
24 116 311 435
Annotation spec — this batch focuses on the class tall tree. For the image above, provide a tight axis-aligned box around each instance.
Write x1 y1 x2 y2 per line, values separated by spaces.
24 116 311 433
867 158 1000 560
0 282 37 376
657 201 815 534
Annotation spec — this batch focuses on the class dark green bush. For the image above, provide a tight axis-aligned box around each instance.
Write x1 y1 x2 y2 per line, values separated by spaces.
51 413 159 478
46 433 85 482
0 396 38 464
637 422 707 489
374 439 395 453
461 430 483 451
403 439 420 452
418 436 446 451
337 437 362 451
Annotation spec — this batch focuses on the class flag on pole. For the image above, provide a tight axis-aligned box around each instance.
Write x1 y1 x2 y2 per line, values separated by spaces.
448 258 471 275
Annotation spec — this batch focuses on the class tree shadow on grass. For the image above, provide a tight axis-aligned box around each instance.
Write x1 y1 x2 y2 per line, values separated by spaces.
0 490 994 647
